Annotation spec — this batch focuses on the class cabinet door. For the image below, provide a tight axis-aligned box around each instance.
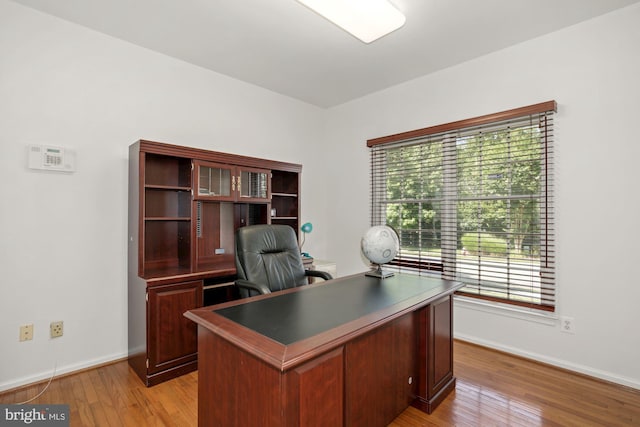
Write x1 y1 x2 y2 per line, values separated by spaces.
147 280 203 374
194 161 235 201
238 167 270 202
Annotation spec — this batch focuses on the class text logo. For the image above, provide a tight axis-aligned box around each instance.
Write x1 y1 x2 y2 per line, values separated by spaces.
1 405 69 426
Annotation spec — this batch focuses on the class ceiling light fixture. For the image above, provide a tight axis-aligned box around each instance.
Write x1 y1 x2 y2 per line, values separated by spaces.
297 0 406 44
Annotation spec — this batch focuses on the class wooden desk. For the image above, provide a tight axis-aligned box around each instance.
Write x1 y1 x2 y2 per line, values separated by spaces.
185 273 464 427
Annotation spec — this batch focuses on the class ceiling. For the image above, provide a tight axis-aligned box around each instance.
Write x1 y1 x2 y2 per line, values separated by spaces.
11 0 640 108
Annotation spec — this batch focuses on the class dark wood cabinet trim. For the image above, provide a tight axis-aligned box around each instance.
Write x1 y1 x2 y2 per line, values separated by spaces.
139 139 301 172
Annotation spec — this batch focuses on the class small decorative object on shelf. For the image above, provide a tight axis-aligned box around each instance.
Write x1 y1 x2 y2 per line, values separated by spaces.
299 222 313 256
361 225 399 279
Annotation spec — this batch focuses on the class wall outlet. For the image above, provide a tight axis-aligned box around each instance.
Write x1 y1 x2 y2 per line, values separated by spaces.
560 316 575 334
20 324 34 341
50 321 63 338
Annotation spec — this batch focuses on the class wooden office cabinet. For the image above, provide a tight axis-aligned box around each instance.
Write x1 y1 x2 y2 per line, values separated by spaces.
128 139 302 386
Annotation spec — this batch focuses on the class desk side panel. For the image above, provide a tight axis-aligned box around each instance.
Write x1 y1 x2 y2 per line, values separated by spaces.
127 274 147 383
413 295 456 413
432 295 454 390
197 326 282 427
284 347 344 427
344 313 416 426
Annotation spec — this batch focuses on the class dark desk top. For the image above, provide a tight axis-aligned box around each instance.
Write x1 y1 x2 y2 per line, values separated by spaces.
214 273 457 345
185 272 463 370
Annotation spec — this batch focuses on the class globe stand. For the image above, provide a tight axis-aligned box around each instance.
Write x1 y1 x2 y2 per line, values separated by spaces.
365 263 395 279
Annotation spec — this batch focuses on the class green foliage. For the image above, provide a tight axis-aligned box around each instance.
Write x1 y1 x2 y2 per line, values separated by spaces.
383 125 543 256
461 233 508 256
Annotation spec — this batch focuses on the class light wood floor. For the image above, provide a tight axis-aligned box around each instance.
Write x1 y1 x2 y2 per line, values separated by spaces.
2 340 639 426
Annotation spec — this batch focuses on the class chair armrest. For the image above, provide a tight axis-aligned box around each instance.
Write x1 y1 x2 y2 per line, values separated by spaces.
305 270 333 281
235 279 272 295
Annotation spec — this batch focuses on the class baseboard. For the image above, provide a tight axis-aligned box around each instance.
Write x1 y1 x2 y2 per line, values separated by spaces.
0 351 128 394
3 339 638 393
454 334 640 391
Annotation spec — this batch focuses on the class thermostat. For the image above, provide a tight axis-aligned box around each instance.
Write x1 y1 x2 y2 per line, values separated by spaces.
28 145 76 172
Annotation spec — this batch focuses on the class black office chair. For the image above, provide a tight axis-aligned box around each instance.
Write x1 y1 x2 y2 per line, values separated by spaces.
234 224 333 298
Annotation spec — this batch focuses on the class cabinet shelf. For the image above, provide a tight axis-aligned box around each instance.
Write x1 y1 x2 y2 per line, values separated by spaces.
145 187 191 218
272 216 297 220
145 217 191 221
145 184 191 191
271 192 297 198
143 265 193 280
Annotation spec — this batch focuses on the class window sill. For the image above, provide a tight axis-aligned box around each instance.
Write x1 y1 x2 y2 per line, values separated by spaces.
453 295 558 326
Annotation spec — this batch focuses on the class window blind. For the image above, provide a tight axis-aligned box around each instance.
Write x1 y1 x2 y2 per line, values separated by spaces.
368 101 556 311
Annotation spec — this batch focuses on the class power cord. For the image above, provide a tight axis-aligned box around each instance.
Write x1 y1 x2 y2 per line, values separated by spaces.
15 361 58 405
14 334 60 405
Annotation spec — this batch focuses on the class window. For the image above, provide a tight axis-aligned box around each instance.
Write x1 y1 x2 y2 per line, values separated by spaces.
368 101 556 311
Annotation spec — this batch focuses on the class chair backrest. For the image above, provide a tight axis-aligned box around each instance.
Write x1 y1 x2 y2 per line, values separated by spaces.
235 224 307 298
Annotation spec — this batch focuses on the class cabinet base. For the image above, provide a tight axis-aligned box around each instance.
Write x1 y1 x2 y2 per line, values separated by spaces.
130 359 198 387
411 377 456 414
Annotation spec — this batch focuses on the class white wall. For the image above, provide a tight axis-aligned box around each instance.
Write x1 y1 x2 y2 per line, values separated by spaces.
324 4 640 388
0 0 330 391
2 0 639 393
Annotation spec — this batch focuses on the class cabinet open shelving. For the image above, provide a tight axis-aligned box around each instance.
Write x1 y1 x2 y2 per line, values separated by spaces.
270 170 299 231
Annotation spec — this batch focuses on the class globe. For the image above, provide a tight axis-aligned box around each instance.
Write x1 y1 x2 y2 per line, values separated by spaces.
361 226 399 278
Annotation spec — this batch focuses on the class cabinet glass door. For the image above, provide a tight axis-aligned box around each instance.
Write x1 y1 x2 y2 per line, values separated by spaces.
196 162 234 200
239 168 269 201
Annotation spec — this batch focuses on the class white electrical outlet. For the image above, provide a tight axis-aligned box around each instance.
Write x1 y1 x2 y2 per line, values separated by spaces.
50 321 64 338
560 316 575 334
20 324 34 341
